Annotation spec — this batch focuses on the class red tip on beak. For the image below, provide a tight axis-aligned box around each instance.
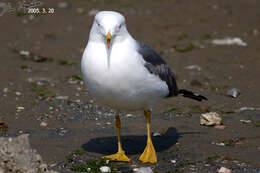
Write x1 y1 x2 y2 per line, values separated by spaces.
107 39 111 49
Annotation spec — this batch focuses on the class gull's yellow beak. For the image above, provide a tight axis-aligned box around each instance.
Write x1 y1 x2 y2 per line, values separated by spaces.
105 32 112 49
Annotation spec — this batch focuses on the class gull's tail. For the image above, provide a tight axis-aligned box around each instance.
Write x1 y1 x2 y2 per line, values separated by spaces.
179 89 207 101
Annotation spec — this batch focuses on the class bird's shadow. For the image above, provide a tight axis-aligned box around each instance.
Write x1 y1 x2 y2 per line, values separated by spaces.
82 127 180 155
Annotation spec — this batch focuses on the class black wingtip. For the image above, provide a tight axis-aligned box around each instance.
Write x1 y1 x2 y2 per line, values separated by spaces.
179 89 207 101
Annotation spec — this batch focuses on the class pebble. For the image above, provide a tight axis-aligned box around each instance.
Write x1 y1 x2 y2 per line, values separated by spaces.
216 142 225 146
58 2 69 9
212 37 247 46
88 9 99 16
55 96 69 100
17 106 25 111
240 119 252 123
22 19 28 24
212 4 219 10
185 65 202 71
29 15 34 20
99 166 111 173
15 91 21 96
19 50 30 56
253 29 258 35
76 8 84 14
227 88 240 98
236 107 260 112
200 112 222 126
200 105 209 112
214 125 226 129
28 77 54 85
218 166 231 173
3 88 8 93
190 79 202 87
152 132 161 137
170 159 176 163
40 122 48 127
133 167 153 173
75 99 80 103
126 113 133 117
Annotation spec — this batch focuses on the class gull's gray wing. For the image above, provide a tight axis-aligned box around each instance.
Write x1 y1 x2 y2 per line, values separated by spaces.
137 41 178 97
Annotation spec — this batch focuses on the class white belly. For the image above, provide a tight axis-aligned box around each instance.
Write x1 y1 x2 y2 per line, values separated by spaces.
81 41 169 111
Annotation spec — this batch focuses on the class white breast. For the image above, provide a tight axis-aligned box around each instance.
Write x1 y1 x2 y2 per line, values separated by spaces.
81 38 169 111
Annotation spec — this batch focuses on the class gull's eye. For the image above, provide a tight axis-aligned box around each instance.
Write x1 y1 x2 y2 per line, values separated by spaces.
118 24 122 29
97 21 100 27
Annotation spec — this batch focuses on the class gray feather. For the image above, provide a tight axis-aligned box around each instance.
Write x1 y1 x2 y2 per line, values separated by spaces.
137 42 178 97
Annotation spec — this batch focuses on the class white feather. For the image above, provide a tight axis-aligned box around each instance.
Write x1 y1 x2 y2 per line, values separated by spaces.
81 11 168 111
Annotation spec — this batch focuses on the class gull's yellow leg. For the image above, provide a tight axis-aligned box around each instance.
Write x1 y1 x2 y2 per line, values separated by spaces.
139 110 157 163
102 115 130 162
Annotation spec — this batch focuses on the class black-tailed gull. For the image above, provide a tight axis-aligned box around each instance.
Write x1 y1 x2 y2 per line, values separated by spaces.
81 11 207 163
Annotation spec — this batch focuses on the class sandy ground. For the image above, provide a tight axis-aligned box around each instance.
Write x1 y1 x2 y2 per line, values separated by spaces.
0 0 260 172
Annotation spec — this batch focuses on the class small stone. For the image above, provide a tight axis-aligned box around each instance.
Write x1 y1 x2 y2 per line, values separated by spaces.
218 166 231 173
40 122 48 127
170 159 176 163
185 65 202 71
212 4 219 10
199 105 209 112
88 9 99 16
17 106 25 111
55 96 69 100
15 91 21 96
212 37 247 46
240 119 252 123
32 55 49 62
58 2 69 9
253 29 258 35
99 166 111 173
200 112 222 126
76 8 84 14
3 88 8 93
29 15 34 20
133 167 153 173
227 88 240 98
214 125 226 129
190 80 202 87
126 114 133 117
236 107 260 112
22 19 28 24
216 142 225 146
19 50 30 56
152 132 161 137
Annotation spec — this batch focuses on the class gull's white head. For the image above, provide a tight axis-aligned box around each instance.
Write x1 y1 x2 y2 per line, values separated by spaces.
89 11 129 49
